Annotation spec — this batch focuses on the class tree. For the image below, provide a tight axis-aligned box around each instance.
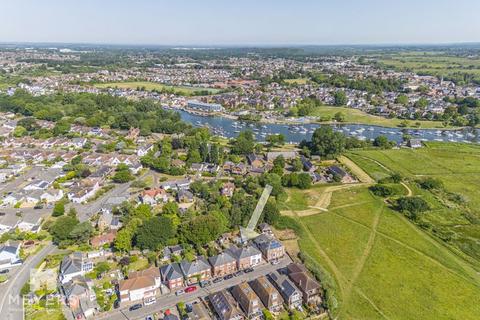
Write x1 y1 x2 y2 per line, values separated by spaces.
69 222 94 243
418 177 443 190
48 215 79 244
182 215 224 246
162 202 179 216
231 131 255 155
53 120 71 136
52 201 65 217
414 97 429 109
13 126 27 137
115 228 134 252
395 94 409 106
266 134 285 147
396 197 429 220
292 158 303 172
273 155 285 169
370 185 395 197
297 173 312 189
112 165 134 183
373 135 394 149
135 216 175 251
334 111 346 122
334 90 347 106
262 199 280 225
308 126 346 158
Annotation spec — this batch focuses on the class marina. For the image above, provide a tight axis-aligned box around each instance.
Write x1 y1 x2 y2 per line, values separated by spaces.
175 109 480 144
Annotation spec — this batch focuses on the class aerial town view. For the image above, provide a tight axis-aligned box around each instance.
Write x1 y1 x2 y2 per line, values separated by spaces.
0 1 479 320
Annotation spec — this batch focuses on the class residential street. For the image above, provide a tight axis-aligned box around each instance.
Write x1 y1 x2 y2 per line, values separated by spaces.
0 244 57 320
98 256 292 320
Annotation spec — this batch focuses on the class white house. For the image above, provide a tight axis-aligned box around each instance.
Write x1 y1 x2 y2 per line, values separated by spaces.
0 242 22 269
41 189 64 203
59 252 94 284
17 215 43 233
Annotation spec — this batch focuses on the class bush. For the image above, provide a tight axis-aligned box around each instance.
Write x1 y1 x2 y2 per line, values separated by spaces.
417 177 443 190
396 196 429 220
369 184 395 197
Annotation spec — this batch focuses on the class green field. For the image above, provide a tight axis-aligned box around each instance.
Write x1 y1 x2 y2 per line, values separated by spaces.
310 106 450 129
376 53 480 85
347 142 480 261
94 81 222 96
287 186 480 319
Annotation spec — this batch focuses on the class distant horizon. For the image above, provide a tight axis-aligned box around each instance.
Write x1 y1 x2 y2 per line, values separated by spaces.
1 41 480 48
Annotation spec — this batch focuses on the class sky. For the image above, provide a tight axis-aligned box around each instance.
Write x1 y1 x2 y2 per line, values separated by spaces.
1 0 479 46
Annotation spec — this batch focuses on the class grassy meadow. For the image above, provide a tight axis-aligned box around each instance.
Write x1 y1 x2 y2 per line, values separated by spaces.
347 142 480 261
94 81 222 96
310 106 448 129
283 186 480 319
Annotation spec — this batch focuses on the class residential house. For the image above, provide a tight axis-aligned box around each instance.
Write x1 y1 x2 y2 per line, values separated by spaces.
61 276 99 319
188 302 212 320
268 271 302 310
0 241 22 269
250 276 283 312
160 263 184 290
17 215 43 233
209 290 244 320
265 151 297 162
246 154 264 168
67 178 101 203
231 163 247 175
227 245 263 270
327 166 355 184
209 251 237 277
119 267 161 303
97 209 113 232
137 144 154 157
231 282 263 319
221 182 235 197
140 188 169 205
0 214 20 234
407 138 423 148
300 156 316 172
90 230 116 248
287 263 321 305
253 234 285 262
59 252 94 284
162 245 183 261
180 257 212 284
40 189 64 203
177 189 194 203
257 223 273 236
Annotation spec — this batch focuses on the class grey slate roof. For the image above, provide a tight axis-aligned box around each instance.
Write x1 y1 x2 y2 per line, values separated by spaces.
208 251 236 267
160 263 183 281
227 245 261 260
180 257 211 276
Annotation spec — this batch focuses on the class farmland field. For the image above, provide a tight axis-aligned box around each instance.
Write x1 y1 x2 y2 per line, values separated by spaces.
93 81 222 96
375 53 480 85
283 185 480 319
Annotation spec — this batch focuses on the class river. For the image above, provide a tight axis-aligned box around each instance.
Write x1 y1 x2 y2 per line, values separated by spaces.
175 109 480 144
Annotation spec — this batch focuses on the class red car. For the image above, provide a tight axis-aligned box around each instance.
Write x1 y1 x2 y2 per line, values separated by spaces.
185 286 197 293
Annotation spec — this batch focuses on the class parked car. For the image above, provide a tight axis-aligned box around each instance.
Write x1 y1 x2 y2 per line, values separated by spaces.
175 289 185 296
199 280 211 288
271 259 280 265
185 286 197 293
213 278 223 284
244 267 254 273
145 316 154 320
233 270 243 277
129 304 142 311
113 300 120 309
223 274 233 280
144 297 156 306
0 269 9 274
